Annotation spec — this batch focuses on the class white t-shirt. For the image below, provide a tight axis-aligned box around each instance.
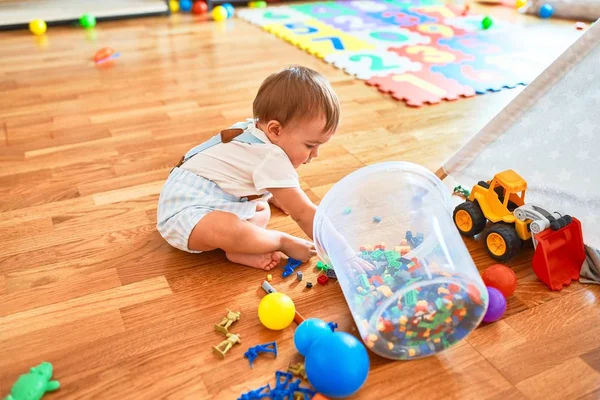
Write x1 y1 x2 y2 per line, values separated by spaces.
181 121 299 197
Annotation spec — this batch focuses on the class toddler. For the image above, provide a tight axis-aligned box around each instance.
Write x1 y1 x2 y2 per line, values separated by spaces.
156 65 340 270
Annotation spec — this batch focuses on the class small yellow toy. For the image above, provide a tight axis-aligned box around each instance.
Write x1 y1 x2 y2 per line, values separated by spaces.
169 0 179 13
29 19 47 36
258 292 295 330
212 5 228 21
213 333 241 357
214 309 241 334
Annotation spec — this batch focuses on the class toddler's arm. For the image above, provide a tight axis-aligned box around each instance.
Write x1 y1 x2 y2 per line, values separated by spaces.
268 187 316 239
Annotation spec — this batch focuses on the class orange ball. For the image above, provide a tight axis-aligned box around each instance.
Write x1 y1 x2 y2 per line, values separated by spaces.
482 264 517 298
192 1 208 14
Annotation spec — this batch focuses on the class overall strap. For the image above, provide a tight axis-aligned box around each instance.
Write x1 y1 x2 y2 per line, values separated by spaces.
180 120 265 164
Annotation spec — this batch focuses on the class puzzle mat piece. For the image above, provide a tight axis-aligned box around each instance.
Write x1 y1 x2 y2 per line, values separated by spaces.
408 4 466 20
264 19 376 59
353 27 430 49
237 6 310 27
431 62 527 94
290 2 359 19
390 42 474 65
382 0 447 6
366 7 439 27
444 15 515 33
367 70 476 106
437 32 527 58
319 12 392 32
406 22 469 40
324 49 421 80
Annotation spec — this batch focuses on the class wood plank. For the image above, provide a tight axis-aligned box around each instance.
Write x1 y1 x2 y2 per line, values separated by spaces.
0 276 172 340
515 357 600 400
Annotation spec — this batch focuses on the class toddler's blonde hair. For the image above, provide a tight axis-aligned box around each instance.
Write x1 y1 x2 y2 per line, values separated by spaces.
253 65 340 134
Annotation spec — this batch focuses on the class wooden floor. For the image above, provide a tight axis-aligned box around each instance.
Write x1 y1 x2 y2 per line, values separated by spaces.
1 5 600 400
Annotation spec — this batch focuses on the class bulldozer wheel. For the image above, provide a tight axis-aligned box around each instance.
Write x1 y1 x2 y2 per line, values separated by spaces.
453 201 486 237
484 224 522 261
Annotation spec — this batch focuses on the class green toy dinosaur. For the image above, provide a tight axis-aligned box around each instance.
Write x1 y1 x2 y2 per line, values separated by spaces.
5 362 60 400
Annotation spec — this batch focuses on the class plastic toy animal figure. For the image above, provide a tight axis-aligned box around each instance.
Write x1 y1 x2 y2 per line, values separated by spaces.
214 309 241 334
213 333 242 357
453 185 470 198
244 341 278 367
5 362 60 400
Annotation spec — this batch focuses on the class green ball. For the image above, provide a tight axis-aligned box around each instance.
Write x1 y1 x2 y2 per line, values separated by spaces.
481 16 493 30
80 14 96 29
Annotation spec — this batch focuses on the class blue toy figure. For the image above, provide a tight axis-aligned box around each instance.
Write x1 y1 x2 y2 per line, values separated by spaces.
282 258 302 278
243 341 278 368
327 321 338 332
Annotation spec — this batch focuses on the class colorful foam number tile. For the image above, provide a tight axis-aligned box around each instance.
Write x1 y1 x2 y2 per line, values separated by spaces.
366 7 437 28
444 15 514 33
290 2 358 19
407 22 469 40
319 13 390 33
367 70 476 106
264 19 375 58
390 43 474 65
431 61 527 94
409 4 465 20
345 0 391 13
237 6 310 27
437 32 519 58
324 49 421 80
353 27 430 49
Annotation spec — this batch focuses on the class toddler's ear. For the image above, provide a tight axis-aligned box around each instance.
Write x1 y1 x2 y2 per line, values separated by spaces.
265 120 283 138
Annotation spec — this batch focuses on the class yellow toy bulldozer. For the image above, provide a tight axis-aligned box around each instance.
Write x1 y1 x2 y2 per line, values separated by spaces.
453 170 573 261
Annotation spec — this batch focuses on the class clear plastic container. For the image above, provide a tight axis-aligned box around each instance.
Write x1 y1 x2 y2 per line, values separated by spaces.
313 162 488 360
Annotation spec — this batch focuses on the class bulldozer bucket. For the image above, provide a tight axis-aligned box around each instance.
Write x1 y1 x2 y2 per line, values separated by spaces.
532 217 585 291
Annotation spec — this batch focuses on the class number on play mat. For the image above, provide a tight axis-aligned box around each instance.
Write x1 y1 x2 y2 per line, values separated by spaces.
407 45 456 63
333 15 375 30
349 54 400 71
284 22 319 35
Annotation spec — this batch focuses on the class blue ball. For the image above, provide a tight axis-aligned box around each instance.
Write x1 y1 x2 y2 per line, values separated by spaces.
294 318 332 356
222 3 235 18
539 3 553 18
180 0 192 12
305 332 370 398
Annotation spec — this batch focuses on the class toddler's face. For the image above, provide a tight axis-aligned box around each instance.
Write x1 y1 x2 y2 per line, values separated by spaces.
264 116 335 168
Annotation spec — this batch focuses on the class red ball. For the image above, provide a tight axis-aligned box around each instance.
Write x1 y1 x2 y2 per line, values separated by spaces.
192 1 208 14
482 264 517 298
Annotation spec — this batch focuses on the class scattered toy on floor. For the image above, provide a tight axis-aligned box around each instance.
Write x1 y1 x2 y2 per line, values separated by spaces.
482 287 506 323
305 331 370 398
79 14 96 29
306 282 313 289
6 362 60 400
294 318 333 356
248 0 266 8
94 47 120 65
317 275 329 286
213 333 242 357
575 22 587 30
405 231 424 249
453 185 470 198
192 1 208 14
373 216 382 223
212 5 229 21
258 292 296 330
343 207 352 215
539 3 553 18
238 371 315 400
327 321 338 332
222 3 235 18
214 309 241 334
316 261 330 272
29 19 47 36
288 362 307 380
282 258 302 278
260 281 306 324
325 269 337 279
297 271 303 281
482 264 517 298
266 273 272 282
244 341 278 368
169 0 179 13
180 0 193 12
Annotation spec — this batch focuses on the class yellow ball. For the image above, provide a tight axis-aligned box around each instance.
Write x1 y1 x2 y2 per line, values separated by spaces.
515 0 527 8
169 0 180 13
29 19 47 36
258 292 295 330
212 5 229 21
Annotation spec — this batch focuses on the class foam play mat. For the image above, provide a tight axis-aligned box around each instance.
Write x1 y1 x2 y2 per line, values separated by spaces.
238 0 580 107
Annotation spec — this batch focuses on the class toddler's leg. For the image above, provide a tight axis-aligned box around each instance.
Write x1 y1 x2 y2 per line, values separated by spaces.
225 202 280 270
187 204 315 269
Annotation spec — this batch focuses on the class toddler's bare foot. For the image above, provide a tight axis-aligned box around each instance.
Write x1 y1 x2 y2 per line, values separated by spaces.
226 252 281 270
280 235 316 262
